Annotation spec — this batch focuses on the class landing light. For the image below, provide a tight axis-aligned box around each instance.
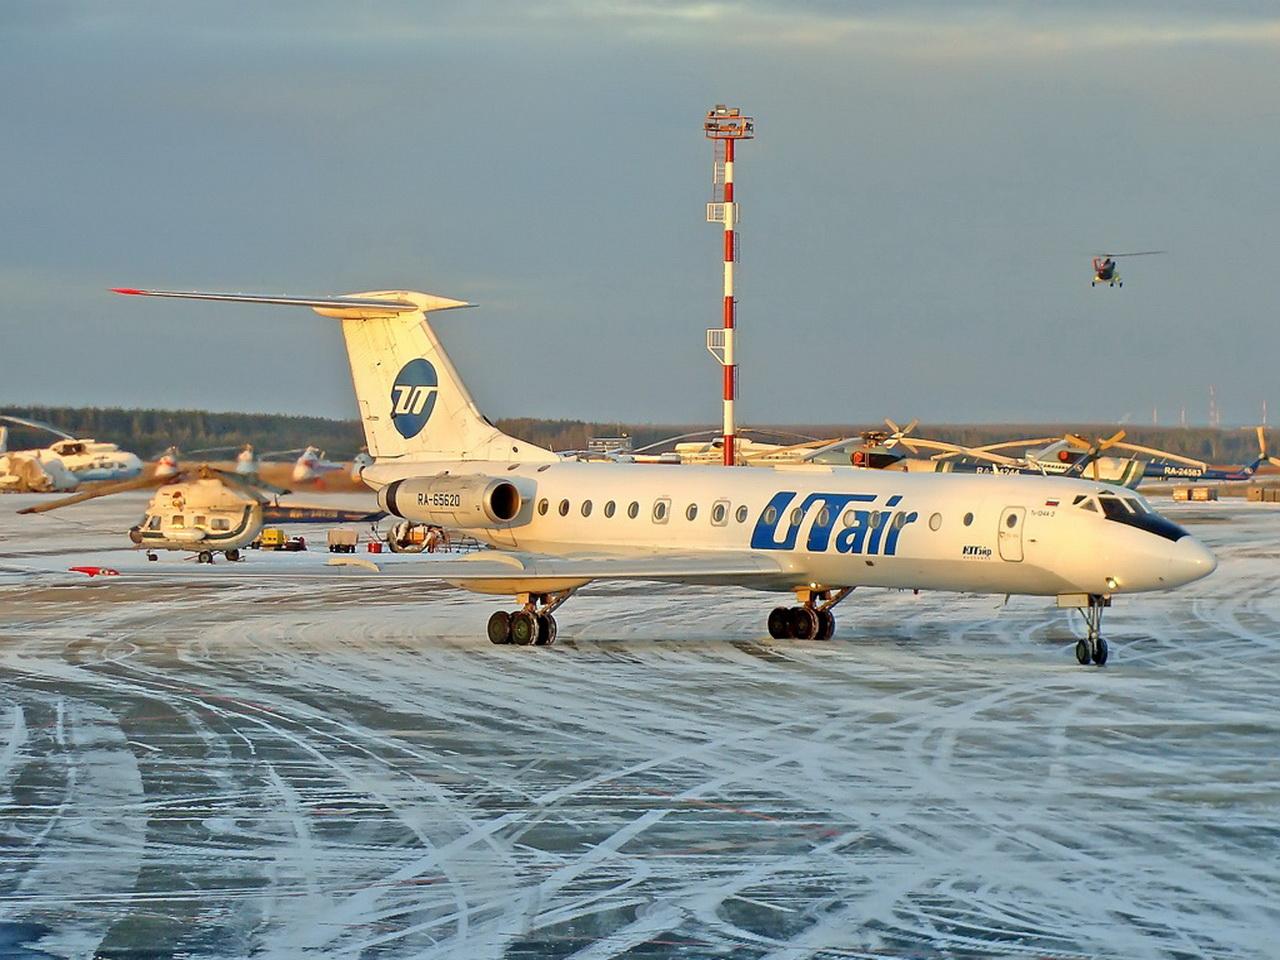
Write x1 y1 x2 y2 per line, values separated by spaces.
1105 576 1118 590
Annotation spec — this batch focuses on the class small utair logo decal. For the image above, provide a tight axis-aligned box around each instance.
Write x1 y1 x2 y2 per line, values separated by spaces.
390 358 438 438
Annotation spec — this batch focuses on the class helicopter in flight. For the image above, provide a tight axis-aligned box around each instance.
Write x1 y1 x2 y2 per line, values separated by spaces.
1091 251 1165 287
18 459 383 564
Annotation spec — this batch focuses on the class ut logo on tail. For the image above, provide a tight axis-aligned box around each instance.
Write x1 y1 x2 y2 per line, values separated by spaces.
390 359 439 438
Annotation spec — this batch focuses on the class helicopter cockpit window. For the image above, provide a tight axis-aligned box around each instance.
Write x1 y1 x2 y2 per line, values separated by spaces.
146 515 162 530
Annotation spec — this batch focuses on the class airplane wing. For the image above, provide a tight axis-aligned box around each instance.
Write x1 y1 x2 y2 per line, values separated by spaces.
423 549 794 586
11 549 798 589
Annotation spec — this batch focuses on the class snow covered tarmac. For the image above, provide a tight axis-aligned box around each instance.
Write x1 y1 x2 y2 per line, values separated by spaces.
1 495 1277 958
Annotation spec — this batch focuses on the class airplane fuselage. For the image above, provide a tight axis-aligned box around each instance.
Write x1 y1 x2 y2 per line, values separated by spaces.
365 461 1213 599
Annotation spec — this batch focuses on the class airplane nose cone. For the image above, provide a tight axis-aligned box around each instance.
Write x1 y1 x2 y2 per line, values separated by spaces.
1170 536 1217 585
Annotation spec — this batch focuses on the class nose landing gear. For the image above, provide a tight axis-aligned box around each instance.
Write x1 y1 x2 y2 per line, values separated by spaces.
1073 594 1110 666
767 587 853 641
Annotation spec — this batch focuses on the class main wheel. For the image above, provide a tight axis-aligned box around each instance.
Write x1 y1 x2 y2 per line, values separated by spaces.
146 552 158 562
510 610 538 646
1075 639 1091 665
789 606 819 641
535 614 557 646
197 550 214 564
225 549 241 562
487 610 512 645
816 609 835 641
767 607 791 639
1092 637 1109 666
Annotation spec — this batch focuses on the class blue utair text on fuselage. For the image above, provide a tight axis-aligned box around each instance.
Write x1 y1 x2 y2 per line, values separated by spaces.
751 492 919 555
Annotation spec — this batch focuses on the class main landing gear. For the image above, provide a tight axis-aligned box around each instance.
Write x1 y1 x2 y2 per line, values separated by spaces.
767 587 853 642
487 591 573 647
1074 594 1110 666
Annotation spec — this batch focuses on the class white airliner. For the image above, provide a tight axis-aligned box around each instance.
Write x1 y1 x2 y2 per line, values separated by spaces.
113 287 1216 665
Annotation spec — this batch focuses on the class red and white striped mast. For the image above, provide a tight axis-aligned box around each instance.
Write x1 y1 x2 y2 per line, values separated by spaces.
704 104 754 466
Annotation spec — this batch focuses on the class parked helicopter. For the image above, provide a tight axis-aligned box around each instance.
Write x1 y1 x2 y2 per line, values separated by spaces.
292 445 345 483
1136 426 1280 483
1091 251 1164 287
0 415 142 491
18 459 383 563
905 426 1149 487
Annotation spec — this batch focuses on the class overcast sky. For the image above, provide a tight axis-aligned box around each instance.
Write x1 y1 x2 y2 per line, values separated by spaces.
2 1 1278 427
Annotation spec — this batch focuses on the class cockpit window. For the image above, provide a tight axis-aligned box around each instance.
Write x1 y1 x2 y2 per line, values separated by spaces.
1098 494 1186 541
1098 496 1131 519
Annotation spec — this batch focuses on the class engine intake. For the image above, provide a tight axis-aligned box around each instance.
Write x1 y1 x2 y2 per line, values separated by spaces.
378 475 525 529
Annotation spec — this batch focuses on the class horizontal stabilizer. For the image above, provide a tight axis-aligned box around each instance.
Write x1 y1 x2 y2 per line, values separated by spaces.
111 288 472 319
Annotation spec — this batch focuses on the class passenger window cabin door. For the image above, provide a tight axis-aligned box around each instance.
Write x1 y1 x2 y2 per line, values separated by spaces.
998 506 1025 562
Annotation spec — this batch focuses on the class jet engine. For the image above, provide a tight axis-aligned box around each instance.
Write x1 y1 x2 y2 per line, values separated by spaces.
377 475 525 529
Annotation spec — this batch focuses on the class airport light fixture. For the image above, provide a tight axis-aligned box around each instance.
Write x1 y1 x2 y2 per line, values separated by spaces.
704 104 754 466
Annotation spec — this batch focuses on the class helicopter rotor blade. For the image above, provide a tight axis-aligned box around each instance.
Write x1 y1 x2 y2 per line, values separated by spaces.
1102 250 1166 258
896 437 1021 466
1109 441 1205 469
209 467 291 498
0 414 77 441
929 436 1062 461
16 473 164 514
882 417 921 454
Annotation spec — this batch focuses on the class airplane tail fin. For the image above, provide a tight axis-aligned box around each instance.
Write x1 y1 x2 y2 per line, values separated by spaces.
1241 425 1268 477
112 288 558 464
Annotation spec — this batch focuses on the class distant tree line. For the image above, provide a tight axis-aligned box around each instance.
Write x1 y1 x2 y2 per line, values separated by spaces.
2 406 1273 466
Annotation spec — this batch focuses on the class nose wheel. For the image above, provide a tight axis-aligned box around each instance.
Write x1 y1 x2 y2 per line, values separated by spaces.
1074 594 1110 666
